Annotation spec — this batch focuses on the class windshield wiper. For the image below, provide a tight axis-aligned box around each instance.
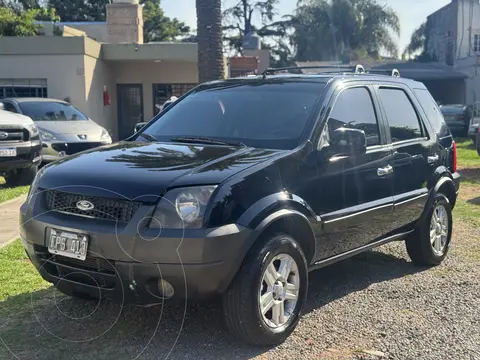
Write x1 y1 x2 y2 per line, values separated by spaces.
138 133 158 142
170 136 247 147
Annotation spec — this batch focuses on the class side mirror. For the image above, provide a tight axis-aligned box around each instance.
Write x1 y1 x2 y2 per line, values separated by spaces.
134 122 146 134
329 127 367 156
0 102 4 111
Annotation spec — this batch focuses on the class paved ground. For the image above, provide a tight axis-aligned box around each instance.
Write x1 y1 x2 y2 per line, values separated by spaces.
0 195 25 248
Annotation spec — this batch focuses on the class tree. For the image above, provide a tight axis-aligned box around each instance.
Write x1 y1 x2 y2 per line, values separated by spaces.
292 0 400 61
403 22 426 58
46 0 190 43
196 0 225 82
142 0 190 43
223 0 279 52
0 6 58 36
47 0 108 22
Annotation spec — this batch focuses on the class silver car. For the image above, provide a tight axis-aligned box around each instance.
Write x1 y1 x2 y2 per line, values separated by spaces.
0 98 112 163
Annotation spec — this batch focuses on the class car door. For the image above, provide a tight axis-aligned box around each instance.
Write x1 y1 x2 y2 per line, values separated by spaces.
311 84 395 261
375 85 432 231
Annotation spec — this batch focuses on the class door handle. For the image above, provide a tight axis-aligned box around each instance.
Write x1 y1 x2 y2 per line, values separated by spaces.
427 154 439 164
377 165 393 176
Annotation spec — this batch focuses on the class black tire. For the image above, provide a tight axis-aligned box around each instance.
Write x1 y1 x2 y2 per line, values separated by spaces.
5 166 38 187
222 233 308 346
406 194 453 266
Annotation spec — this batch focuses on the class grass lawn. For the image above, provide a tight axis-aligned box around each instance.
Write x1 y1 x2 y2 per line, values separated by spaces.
0 177 29 204
456 138 479 170
0 240 50 310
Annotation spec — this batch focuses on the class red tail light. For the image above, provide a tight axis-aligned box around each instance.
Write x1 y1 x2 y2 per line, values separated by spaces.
452 141 457 173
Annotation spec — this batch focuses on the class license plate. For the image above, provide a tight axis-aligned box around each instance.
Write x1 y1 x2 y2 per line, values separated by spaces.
47 228 89 261
0 148 16 157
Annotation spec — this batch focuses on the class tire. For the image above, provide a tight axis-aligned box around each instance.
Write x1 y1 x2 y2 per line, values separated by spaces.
406 194 453 266
5 166 38 187
222 233 308 346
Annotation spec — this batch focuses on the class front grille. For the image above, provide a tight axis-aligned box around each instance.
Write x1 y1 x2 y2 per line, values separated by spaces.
45 190 141 222
35 248 117 289
0 126 28 142
63 142 104 155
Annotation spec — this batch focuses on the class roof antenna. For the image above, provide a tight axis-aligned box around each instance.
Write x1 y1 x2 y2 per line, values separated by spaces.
392 69 400 78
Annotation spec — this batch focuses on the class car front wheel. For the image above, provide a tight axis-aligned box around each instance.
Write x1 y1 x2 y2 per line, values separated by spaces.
5 166 38 187
223 233 308 346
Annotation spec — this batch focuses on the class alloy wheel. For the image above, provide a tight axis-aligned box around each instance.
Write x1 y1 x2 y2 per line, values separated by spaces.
430 204 449 256
259 253 300 328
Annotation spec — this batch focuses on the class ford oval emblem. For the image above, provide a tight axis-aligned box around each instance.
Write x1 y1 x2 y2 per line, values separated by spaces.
76 200 94 211
0 132 8 140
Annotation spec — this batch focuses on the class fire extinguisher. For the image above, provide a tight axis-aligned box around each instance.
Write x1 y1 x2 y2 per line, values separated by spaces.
103 85 111 106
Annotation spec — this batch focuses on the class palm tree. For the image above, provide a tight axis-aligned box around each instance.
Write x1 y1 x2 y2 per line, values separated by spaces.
195 0 225 83
403 22 426 58
292 0 400 61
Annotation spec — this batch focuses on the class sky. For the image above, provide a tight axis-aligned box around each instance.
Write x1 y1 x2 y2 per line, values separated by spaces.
162 0 451 54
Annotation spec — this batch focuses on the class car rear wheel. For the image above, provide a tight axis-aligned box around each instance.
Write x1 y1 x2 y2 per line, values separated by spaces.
406 194 452 266
5 166 38 187
222 233 308 346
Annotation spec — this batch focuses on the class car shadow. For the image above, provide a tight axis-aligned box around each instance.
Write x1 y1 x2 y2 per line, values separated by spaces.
467 197 480 206
0 250 425 360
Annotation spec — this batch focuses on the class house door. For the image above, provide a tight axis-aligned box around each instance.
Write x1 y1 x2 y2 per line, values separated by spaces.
117 84 143 140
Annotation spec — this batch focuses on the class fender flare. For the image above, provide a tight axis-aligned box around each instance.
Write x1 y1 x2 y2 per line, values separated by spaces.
237 193 318 263
420 175 456 224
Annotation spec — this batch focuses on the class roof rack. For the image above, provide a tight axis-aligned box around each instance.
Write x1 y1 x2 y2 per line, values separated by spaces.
261 64 401 78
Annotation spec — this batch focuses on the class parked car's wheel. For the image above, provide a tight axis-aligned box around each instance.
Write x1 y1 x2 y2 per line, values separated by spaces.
406 194 452 266
223 233 308 346
5 166 38 187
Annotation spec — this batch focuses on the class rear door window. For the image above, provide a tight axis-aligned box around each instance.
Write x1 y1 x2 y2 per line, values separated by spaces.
413 88 451 138
378 88 424 143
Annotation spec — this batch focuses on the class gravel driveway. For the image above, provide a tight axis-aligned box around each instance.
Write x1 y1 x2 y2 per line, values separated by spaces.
1 184 479 360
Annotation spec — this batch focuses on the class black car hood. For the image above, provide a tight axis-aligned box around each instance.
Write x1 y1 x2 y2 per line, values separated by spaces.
38 141 284 201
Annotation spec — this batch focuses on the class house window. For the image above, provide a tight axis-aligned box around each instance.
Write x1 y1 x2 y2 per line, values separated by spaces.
0 82 47 99
474 34 480 53
152 83 196 115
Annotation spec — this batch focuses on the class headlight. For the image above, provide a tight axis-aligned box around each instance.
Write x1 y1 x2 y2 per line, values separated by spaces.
151 186 217 229
26 124 39 137
101 129 111 140
40 130 57 141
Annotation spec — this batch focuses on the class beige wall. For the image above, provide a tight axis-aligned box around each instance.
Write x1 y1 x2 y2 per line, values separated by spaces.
0 54 86 108
83 55 114 135
108 60 198 125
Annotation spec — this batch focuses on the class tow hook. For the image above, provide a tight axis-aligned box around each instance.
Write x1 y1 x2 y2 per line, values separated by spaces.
129 280 137 291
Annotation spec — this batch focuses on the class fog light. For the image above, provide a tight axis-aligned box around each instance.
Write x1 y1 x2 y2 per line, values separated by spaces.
158 279 174 299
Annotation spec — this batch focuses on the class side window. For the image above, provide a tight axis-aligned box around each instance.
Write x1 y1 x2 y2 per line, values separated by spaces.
378 88 424 142
413 88 450 137
2 102 18 113
322 87 381 148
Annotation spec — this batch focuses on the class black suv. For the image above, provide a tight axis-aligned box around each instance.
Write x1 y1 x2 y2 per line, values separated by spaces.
20 67 460 346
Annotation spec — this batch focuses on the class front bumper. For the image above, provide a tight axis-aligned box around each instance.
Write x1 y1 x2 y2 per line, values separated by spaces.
0 140 42 173
20 199 252 304
41 140 112 163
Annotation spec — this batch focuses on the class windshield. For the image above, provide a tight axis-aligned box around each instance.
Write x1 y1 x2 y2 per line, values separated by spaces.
19 102 88 121
138 81 325 150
